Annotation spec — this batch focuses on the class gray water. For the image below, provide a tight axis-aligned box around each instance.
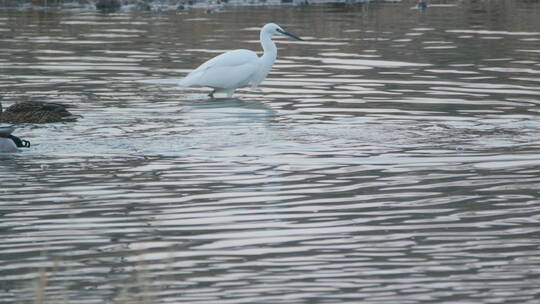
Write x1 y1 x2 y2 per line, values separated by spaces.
1 1 540 303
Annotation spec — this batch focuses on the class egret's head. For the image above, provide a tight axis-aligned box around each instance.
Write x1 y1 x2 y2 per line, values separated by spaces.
263 23 303 41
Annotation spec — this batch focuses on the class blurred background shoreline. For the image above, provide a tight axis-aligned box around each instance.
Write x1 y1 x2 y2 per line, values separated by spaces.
0 0 373 11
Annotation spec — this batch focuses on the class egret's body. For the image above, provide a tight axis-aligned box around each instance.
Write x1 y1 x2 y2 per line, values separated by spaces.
179 23 302 98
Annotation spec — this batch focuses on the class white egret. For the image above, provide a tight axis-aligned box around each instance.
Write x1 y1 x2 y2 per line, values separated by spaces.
179 23 303 98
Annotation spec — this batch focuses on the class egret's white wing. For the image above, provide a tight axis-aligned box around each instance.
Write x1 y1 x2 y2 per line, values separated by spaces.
179 50 259 88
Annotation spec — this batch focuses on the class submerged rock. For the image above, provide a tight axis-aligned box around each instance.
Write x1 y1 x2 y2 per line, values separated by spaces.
135 0 152 10
95 0 121 11
0 101 79 124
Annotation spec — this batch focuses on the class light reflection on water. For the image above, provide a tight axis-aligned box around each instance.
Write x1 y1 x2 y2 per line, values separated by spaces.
1 1 540 303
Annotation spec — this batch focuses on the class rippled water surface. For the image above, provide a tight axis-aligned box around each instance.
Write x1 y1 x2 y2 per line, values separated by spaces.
1 1 540 303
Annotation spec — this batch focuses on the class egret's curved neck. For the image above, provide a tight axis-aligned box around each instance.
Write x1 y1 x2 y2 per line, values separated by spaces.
260 31 277 63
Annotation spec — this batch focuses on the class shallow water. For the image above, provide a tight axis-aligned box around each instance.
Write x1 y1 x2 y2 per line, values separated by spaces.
1 1 540 303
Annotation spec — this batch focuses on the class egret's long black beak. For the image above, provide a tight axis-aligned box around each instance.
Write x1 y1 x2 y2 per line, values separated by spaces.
277 28 303 41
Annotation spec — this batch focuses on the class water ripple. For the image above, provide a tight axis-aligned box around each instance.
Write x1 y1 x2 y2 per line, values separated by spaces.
1 2 540 304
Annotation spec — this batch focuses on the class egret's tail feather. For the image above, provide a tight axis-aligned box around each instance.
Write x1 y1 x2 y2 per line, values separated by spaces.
179 78 191 87
179 71 203 87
